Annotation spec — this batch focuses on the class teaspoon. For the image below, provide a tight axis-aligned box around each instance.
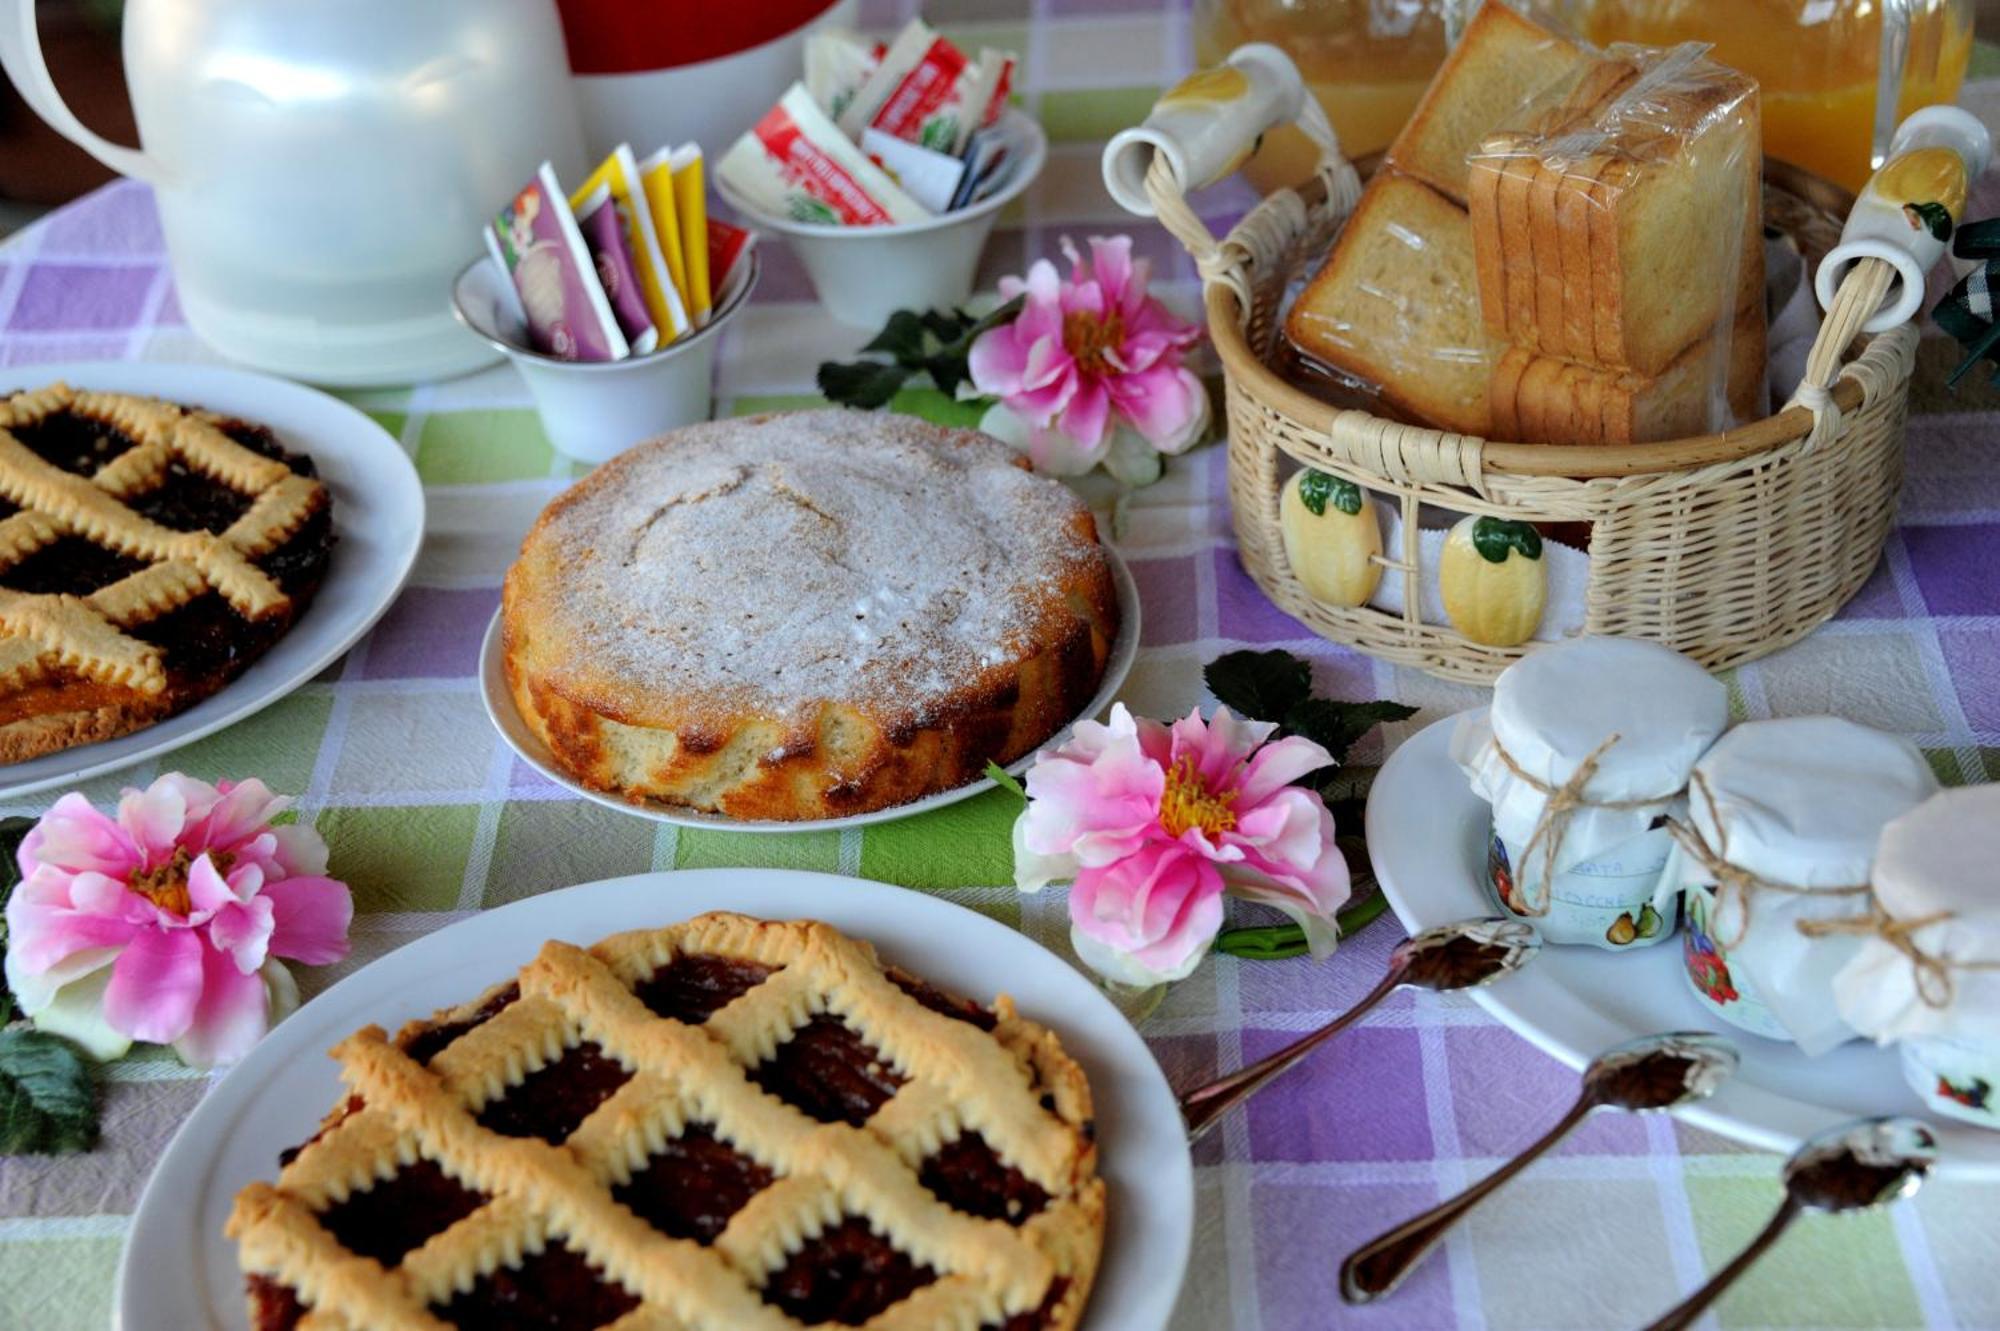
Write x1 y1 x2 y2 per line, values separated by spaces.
1341 1031 1740 1303
1640 1115 1937 1331
1178 917 1539 1142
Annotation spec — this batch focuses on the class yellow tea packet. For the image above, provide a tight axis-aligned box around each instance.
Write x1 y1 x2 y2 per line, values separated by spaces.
571 143 690 341
637 147 694 320
670 145 711 324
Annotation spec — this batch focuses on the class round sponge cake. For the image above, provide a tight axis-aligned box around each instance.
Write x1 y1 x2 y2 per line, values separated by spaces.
501 410 1120 819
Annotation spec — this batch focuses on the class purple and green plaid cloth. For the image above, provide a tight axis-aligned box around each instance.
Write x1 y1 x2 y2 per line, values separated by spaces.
5 4 2000 1328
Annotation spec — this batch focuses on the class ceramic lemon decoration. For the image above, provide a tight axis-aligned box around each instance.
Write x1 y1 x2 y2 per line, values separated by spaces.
1280 468 1382 608
1440 515 1546 647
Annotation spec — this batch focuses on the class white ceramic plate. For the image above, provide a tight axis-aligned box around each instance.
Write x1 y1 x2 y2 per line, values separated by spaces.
480 548 1141 831
115 869 1194 1330
1367 712 2000 1179
0 361 423 799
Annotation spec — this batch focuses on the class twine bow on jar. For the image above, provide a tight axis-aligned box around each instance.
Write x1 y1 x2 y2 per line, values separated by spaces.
1489 733 1682 917
1663 771 1871 951
1798 909 2000 1010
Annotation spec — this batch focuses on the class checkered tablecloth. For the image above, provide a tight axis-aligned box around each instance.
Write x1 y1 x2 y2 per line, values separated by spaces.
5 3 2000 1328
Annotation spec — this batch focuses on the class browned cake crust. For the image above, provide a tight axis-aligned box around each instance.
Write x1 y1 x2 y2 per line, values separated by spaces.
502 410 1118 820
229 912 1106 1331
0 384 332 764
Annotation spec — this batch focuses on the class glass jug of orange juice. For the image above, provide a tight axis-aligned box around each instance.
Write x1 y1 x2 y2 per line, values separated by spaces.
1192 0 1456 192
1567 0 1972 191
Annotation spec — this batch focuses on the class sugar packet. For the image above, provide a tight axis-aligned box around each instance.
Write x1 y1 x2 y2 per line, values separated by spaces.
571 144 689 341
572 183 658 354
669 146 711 324
861 128 967 214
720 83 929 226
636 147 691 318
805 29 881 122
486 163 628 362
838 19 1009 155
707 217 755 295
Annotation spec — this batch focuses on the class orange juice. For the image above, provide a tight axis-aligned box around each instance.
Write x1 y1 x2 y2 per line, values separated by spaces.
1193 0 1450 193
1575 0 1972 191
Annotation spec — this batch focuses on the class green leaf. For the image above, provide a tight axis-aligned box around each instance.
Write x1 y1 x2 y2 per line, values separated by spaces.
1470 516 1543 565
983 760 1026 804
816 359 914 410
0 815 34 1027
861 309 929 362
0 1028 99 1156
1281 697 1418 766
1297 469 1361 516
1204 649 1312 724
1213 887 1390 960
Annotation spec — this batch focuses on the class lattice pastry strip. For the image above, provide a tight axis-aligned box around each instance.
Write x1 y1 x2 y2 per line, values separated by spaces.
0 383 325 696
229 914 1105 1331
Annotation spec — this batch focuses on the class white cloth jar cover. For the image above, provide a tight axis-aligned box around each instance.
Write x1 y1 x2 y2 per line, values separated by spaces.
1451 637 1729 949
1835 785 2000 1129
1665 716 1939 1056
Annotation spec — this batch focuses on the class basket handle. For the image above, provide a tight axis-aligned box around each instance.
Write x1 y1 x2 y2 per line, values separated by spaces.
1101 45 1355 315
1790 107 1992 447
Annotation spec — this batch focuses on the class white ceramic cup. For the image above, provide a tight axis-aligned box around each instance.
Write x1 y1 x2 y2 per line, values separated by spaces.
451 251 758 465
715 109 1046 329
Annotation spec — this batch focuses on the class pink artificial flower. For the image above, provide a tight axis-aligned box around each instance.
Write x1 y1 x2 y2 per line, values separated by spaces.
3 774 352 1067
968 235 1207 476
1014 704 1351 985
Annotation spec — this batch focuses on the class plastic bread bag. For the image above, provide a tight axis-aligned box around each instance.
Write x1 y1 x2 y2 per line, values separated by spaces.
485 164 629 362
719 84 930 226
1464 41 1765 443
1280 168 1499 437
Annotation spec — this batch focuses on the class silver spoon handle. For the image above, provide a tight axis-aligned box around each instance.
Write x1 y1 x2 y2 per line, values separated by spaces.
1179 968 1403 1142
1340 1092 1597 1303
1641 1196 1804 1331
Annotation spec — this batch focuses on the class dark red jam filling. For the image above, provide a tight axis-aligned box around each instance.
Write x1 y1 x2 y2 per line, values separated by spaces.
0 537 143 594
399 981 521 1066
919 1131 1049 1225
761 1217 938 1326
889 967 998 1030
315 1158 489 1266
432 1242 640 1331
632 953 776 1024
751 1014 906 1126
129 460 257 532
475 1041 631 1144
10 410 139 474
247 1274 306 1330
986 1277 1072 1331
611 1122 774 1244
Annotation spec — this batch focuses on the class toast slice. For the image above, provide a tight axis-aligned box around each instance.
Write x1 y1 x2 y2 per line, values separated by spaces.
1385 0 1590 205
1283 172 1495 437
1507 302 1764 445
1489 343 1531 439
1498 154 1542 349
1470 154 1510 339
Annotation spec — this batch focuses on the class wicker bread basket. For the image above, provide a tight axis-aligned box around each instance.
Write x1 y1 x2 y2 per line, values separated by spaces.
1117 78 1916 684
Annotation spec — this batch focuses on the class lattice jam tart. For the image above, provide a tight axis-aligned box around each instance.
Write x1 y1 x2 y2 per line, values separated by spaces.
228 913 1106 1331
501 409 1119 820
0 384 333 763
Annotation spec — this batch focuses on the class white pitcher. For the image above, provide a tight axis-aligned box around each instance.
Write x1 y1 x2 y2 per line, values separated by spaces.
0 0 586 386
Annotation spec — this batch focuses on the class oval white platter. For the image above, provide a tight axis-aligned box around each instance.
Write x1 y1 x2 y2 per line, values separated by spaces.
0 361 424 800
480 547 1141 832
116 868 1194 1329
1367 711 2000 1180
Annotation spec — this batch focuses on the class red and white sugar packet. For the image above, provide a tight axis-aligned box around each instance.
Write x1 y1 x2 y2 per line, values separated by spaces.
804 28 882 122
836 19 1008 156
719 83 929 226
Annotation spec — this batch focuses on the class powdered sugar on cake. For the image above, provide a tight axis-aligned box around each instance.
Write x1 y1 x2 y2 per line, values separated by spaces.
538 410 1105 719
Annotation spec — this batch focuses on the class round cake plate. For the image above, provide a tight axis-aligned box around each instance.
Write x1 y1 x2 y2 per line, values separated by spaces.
1367 711 2000 1179
116 868 1194 1330
0 361 424 799
479 547 1142 831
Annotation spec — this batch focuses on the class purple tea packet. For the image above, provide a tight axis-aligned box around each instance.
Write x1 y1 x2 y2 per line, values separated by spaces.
573 183 659 355
486 163 629 362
